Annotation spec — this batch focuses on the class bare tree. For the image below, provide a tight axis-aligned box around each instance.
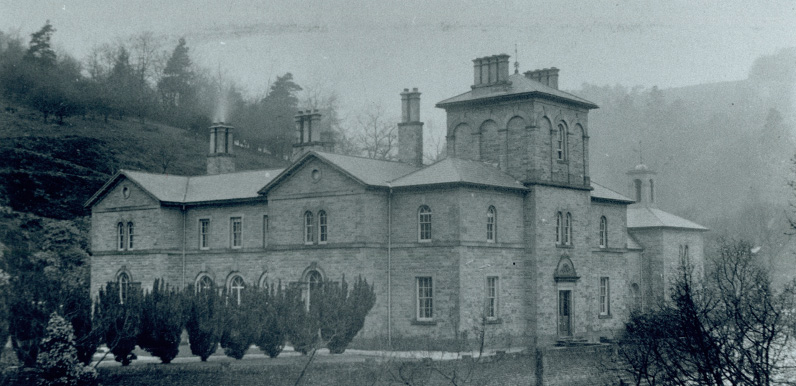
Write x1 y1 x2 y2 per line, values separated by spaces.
614 238 796 386
423 119 447 164
354 103 397 160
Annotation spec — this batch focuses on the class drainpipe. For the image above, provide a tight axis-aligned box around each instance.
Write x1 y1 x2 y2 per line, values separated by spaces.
387 185 393 349
182 205 186 289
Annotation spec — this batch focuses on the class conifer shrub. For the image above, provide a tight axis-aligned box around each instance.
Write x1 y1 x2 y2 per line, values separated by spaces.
219 288 255 360
36 312 97 386
184 284 223 361
253 282 287 358
284 286 319 355
62 285 97 365
326 276 376 354
137 279 184 364
94 281 142 366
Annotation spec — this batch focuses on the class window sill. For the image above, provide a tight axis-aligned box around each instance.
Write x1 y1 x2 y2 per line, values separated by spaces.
411 319 437 326
485 318 503 325
556 159 568 164
418 239 432 243
598 314 612 319
556 244 574 249
231 246 242 250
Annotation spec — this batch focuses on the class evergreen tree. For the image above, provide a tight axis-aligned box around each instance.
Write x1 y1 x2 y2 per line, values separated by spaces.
158 37 195 115
36 312 97 386
24 21 57 67
253 282 287 358
94 281 142 366
184 285 223 361
220 288 255 360
327 276 376 354
137 279 184 364
260 73 302 159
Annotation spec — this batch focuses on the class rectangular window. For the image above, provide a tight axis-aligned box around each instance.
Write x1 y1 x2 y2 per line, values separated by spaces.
231 217 242 248
600 277 610 316
416 277 433 320
117 222 125 251
319 211 327 244
262 215 269 247
199 219 210 249
486 276 498 319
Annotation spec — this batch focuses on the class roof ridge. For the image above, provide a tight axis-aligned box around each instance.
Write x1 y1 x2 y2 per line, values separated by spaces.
315 150 415 166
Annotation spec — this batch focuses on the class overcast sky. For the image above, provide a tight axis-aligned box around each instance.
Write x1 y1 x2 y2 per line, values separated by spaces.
2 0 795 138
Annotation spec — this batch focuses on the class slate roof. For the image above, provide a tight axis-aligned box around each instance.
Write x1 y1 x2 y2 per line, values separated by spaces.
590 182 634 203
627 206 708 231
85 168 284 207
389 157 527 190
313 151 419 186
436 73 598 109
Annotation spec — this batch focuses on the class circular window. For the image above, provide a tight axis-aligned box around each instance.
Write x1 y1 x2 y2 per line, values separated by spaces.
311 169 321 182
122 186 131 199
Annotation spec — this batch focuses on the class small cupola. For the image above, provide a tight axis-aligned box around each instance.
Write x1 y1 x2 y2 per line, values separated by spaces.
627 163 656 206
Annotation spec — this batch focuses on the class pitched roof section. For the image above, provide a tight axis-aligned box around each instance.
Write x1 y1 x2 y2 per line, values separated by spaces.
436 73 598 109
591 182 634 203
85 169 284 207
389 157 527 190
314 151 419 186
627 206 708 231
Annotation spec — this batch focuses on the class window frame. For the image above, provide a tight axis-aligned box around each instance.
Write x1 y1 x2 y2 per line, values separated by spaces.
599 277 610 316
262 215 269 248
228 275 245 305
556 123 567 161
126 222 134 250
117 271 130 304
230 216 243 249
555 212 562 245
564 212 572 246
199 218 210 250
196 274 214 294
486 206 496 243
599 216 607 248
304 211 314 245
416 276 434 321
318 210 327 244
418 205 432 242
117 222 125 251
486 276 499 319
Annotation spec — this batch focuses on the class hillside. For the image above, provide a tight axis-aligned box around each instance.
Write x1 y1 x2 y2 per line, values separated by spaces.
0 101 287 219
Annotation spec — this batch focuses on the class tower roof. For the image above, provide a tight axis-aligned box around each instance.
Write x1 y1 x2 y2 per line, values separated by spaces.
436 73 598 109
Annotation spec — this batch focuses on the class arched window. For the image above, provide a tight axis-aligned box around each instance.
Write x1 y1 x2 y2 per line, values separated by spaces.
555 212 563 244
196 275 214 294
418 205 432 242
634 179 642 202
127 222 134 250
486 206 496 242
304 211 314 244
228 275 245 305
318 210 327 244
306 270 323 309
564 213 572 245
556 124 567 160
117 222 125 251
599 216 607 248
117 271 130 304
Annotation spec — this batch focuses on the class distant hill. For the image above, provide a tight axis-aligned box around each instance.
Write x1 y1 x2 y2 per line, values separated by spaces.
0 101 287 219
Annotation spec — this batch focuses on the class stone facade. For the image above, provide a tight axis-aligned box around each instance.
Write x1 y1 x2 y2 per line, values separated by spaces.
87 54 706 351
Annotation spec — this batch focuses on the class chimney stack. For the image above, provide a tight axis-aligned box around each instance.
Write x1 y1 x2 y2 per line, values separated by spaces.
398 88 424 167
472 54 511 88
292 109 335 161
523 67 560 89
207 123 236 174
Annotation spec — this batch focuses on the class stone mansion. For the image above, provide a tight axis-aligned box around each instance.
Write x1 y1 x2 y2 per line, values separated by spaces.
85 54 707 349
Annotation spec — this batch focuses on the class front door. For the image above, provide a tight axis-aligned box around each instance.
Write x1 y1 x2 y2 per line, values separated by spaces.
558 290 572 337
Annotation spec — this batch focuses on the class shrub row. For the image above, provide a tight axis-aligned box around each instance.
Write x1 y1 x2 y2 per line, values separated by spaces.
93 276 375 365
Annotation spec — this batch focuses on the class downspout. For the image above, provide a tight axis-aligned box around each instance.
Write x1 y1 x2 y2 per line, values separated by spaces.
387 184 393 349
181 205 186 289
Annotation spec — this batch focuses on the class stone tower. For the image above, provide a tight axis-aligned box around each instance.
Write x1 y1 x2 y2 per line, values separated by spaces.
207 123 235 175
398 88 424 166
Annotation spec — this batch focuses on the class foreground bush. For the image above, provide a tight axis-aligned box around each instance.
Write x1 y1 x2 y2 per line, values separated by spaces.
326 276 376 354
36 312 97 386
94 281 142 366
184 285 223 361
284 286 319 355
138 279 184 364
253 282 287 358
220 288 255 360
